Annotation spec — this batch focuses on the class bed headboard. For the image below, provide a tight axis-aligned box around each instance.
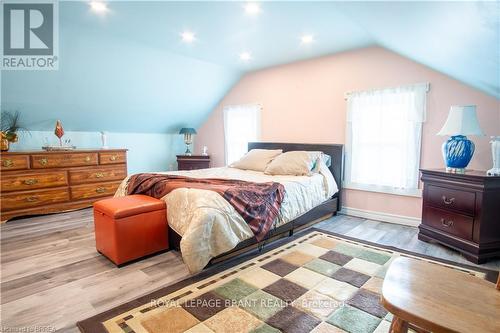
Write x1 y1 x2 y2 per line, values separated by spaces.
248 142 344 204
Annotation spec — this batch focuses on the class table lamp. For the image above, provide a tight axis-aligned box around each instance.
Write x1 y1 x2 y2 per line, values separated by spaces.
437 105 484 173
179 128 197 155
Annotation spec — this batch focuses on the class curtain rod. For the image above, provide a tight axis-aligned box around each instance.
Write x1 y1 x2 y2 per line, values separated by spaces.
223 103 262 109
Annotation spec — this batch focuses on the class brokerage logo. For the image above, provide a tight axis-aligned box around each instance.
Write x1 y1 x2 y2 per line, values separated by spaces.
1 0 59 70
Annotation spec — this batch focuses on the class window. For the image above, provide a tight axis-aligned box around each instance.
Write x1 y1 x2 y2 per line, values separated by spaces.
223 104 261 165
344 83 429 196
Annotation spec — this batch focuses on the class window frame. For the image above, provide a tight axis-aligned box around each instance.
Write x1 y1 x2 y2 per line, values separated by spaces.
343 84 429 197
223 103 262 165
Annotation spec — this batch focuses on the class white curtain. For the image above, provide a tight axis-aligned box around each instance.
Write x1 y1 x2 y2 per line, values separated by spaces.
223 104 261 165
345 83 428 191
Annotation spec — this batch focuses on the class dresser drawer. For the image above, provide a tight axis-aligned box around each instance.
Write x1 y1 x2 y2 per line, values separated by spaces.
426 185 475 216
1 188 69 211
423 206 474 240
1 171 68 192
1 155 29 171
178 161 210 170
99 151 126 165
31 153 98 169
70 181 121 200
69 166 127 185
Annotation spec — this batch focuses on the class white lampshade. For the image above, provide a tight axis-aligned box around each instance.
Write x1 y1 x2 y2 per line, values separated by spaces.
437 105 484 136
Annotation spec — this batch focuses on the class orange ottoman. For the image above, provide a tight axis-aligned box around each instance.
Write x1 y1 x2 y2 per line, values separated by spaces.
94 195 168 266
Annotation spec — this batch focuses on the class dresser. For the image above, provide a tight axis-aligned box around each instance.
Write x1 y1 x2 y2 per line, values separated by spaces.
1 149 127 222
176 155 210 171
419 169 500 263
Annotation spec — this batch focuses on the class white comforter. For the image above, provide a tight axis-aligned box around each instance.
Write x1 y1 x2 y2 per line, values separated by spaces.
115 164 338 273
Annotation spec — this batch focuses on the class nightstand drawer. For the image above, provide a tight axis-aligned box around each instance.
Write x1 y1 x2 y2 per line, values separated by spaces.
176 155 210 171
178 161 210 170
427 185 475 216
423 206 473 240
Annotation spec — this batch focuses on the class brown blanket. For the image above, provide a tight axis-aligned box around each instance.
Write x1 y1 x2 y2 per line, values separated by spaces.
126 173 285 241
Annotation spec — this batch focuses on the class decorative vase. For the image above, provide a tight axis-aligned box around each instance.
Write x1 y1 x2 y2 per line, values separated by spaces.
442 135 474 173
487 136 500 176
1 132 9 151
54 120 65 146
100 131 109 149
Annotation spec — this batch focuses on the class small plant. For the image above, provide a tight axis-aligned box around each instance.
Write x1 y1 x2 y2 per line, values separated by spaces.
1 111 29 150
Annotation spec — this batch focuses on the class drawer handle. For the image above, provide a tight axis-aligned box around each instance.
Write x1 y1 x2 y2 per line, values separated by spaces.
441 196 455 205
24 178 39 185
95 187 106 193
109 155 117 161
440 218 454 227
39 158 48 166
85 156 91 162
94 172 105 178
2 159 13 167
25 196 39 202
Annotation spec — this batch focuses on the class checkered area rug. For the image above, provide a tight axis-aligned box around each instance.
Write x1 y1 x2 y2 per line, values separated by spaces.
86 231 490 333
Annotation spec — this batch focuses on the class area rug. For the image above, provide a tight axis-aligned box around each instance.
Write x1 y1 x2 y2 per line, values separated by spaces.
78 229 498 333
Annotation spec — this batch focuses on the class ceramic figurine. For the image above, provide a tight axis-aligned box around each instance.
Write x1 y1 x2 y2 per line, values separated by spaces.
487 136 500 176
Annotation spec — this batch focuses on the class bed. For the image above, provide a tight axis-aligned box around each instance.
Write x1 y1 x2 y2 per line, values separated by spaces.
115 142 344 273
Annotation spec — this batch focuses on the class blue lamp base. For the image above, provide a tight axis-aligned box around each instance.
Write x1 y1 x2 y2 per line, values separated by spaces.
442 135 475 173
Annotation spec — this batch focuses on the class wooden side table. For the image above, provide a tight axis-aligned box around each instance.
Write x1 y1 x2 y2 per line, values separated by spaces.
382 257 500 333
419 169 500 263
176 155 210 171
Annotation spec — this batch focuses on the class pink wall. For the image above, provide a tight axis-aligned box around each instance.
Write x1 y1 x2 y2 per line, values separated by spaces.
195 46 500 219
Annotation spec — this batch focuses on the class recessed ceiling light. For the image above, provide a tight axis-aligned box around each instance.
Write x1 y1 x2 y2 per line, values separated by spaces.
239 52 252 61
244 3 261 15
301 35 315 44
89 1 108 14
181 31 195 43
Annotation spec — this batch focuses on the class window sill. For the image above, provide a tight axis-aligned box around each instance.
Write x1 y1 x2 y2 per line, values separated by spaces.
343 182 423 198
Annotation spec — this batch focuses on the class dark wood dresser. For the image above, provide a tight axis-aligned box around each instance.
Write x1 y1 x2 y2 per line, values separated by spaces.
419 169 500 263
176 155 210 170
0 149 127 222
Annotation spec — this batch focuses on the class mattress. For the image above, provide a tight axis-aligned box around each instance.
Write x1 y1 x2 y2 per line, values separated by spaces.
115 164 338 273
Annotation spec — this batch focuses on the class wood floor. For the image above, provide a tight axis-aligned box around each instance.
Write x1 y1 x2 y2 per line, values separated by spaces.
1 209 499 332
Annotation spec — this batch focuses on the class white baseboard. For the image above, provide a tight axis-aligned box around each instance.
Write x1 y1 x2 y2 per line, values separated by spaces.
340 207 421 227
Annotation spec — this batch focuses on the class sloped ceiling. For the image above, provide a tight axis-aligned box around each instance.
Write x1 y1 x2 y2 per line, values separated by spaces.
335 1 500 99
2 1 498 133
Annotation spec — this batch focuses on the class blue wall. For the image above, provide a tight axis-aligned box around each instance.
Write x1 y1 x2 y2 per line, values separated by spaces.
1 2 239 172
1 21 240 133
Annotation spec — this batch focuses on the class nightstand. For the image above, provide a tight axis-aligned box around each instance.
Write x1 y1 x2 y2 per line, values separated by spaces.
419 169 500 264
176 155 210 171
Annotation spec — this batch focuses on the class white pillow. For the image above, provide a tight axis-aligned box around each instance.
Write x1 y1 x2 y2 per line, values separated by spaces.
264 151 322 176
230 149 283 171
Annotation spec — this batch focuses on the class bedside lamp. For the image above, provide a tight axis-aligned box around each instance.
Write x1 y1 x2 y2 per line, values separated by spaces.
179 128 197 156
437 105 484 173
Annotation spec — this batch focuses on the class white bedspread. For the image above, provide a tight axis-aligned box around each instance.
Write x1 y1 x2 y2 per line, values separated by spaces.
115 164 337 273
